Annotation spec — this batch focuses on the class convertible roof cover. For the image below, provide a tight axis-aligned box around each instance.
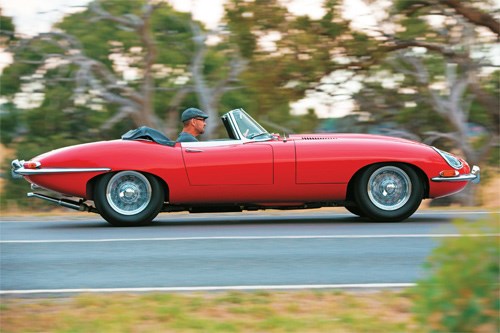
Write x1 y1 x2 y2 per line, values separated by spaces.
122 126 175 147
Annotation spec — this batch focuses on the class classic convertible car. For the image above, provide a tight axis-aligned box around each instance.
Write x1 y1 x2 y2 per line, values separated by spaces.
12 108 479 226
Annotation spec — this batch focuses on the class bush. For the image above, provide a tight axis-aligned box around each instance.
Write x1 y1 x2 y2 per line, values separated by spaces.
412 217 499 333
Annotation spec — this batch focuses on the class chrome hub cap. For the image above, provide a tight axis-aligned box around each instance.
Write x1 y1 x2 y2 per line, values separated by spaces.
106 171 151 215
367 166 411 211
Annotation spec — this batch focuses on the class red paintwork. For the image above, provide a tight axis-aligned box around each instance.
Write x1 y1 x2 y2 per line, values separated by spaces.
25 133 470 207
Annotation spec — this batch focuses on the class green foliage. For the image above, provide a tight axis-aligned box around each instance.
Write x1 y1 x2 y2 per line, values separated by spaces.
412 217 500 333
1 291 417 332
225 0 356 120
352 0 498 174
0 0 204 209
0 11 16 46
58 1 194 71
397 17 430 39
226 0 288 58
0 80 120 209
0 103 21 145
1 48 44 96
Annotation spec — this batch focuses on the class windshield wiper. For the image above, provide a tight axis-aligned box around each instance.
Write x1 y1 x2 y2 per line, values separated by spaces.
248 132 270 140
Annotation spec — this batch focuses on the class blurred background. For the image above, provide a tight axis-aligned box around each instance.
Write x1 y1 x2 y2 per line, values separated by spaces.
0 0 498 210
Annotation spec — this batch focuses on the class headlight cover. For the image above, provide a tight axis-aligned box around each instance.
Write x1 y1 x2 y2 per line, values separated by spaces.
433 147 463 169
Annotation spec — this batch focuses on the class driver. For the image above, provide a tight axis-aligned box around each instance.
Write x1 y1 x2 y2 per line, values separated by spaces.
176 108 209 142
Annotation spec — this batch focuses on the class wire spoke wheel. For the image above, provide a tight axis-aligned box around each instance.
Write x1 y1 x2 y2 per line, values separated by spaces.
106 171 152 215
354 164 423 222
367 166 411 211
94 171 164 226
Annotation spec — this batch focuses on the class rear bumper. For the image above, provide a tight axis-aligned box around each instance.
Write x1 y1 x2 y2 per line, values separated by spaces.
431 165 480 184
11 159 24 178
11 159 110 177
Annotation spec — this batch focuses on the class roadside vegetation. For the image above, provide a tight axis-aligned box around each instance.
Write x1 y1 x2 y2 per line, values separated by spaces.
0 291 418 333
412 218 499 333
1 216 498 333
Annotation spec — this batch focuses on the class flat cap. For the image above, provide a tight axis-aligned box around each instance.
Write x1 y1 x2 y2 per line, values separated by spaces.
181 108 209 122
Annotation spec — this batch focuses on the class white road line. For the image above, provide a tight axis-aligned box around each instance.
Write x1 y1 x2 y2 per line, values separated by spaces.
1 233 498 244
413 211 496 215
0 210 497 223
0 283 416 295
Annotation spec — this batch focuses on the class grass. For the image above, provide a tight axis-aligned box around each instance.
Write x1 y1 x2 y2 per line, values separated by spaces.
0 290 421 333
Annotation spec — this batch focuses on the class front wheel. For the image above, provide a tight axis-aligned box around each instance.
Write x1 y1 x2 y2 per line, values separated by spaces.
354 164 423 222
94 171 164 226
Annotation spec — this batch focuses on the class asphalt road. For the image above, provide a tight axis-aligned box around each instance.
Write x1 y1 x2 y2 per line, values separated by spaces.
0 209 496 295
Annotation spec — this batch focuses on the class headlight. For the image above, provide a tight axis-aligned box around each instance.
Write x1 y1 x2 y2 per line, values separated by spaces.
433 147 463 169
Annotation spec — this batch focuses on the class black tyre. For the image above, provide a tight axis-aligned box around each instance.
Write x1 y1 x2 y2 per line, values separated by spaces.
94 171 164 226
354 164 423 222
344 205 365 217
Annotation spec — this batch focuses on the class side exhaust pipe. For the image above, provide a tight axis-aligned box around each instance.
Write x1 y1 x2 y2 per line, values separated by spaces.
27 192 96 213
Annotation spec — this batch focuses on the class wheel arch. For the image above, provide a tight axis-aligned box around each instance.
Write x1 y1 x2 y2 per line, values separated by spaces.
346 162 429 202
86 171 170 202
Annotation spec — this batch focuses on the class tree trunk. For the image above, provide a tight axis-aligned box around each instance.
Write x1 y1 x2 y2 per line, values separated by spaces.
190 23 219 139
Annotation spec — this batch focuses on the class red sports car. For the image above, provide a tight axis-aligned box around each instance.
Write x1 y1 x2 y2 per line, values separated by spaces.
11 109 479 226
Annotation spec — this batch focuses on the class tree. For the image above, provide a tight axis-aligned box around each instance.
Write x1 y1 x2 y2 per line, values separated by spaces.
352 0 499 204
2 1 192 140
188 22 247 138
224 0 498 204
0 0 246 208
352 0 499 166
2 0 251 142
224 0 352 132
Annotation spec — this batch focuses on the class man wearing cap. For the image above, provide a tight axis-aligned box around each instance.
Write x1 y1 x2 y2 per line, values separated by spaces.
176 107 209 142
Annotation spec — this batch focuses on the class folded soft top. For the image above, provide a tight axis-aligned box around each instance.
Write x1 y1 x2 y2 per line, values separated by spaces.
121 126 175 147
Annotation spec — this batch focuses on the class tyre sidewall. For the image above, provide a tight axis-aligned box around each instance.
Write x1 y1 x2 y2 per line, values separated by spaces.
94 172 164 226
355 164 423 222
344 205 365 217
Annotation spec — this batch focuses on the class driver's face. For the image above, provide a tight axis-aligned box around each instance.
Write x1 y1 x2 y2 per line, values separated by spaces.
193 117 206 134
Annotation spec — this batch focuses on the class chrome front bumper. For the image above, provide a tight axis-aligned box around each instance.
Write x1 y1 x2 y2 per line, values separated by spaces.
431 165 480 184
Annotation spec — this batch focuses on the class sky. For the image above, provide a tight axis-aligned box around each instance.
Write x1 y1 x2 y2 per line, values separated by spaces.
2 0 370 117
0 0 222 34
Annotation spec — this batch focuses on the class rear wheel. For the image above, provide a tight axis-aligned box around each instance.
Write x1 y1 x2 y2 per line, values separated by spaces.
354 164 423 222
94 171 164 226
344 205 365 217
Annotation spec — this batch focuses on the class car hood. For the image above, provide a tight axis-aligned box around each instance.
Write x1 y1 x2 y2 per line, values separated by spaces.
288 133 426 146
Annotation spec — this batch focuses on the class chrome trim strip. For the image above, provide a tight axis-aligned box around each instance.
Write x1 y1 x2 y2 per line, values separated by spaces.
431 165 480 183
14 167 111 176
181 140 243 148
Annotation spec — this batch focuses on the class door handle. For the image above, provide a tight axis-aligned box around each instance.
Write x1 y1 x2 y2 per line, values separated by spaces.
186 148 203 153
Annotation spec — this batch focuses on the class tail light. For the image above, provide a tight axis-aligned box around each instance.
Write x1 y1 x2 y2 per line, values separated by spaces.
23 161 41 169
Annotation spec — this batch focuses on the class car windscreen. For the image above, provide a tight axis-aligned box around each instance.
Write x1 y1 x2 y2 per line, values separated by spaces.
233 110 269 139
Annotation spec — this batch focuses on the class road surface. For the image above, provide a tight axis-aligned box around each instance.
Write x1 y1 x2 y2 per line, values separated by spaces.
0 209 496 295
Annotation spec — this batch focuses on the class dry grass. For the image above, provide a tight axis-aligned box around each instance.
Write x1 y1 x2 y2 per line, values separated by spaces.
481 175 500 208
0 291 421 333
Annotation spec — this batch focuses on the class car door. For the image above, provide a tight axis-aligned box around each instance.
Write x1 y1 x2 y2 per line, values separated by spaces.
181 142 274 185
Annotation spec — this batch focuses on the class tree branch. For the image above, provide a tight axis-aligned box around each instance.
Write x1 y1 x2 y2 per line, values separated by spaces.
212 53 247 100
441 0 500 36
89 1 141 28
423 131 461 145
